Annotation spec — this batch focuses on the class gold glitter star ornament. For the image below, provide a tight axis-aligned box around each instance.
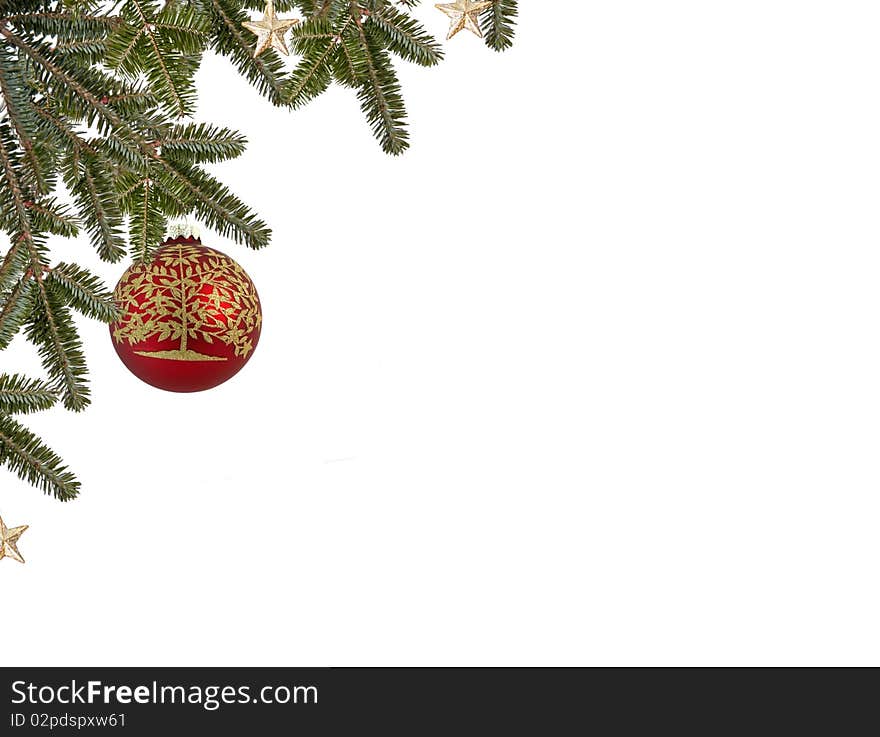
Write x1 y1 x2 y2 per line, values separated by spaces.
0 516 28 564
435 0 493 40
242 0 299 58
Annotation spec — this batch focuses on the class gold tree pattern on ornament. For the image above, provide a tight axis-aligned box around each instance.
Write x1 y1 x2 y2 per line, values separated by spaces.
112 243 261 362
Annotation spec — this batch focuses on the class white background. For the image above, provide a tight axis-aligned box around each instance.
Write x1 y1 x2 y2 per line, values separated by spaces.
4 1 880 666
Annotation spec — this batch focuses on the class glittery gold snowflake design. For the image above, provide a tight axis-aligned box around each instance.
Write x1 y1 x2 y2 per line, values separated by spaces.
112 242 261 361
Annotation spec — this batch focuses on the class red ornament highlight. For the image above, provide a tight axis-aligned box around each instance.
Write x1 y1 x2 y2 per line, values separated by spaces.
110 236 262 392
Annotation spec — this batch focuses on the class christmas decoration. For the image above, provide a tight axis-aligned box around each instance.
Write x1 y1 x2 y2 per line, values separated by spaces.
111 232 262 393
436 0 494 40
0 0 517 512
0 516 28 564
243 1 300 58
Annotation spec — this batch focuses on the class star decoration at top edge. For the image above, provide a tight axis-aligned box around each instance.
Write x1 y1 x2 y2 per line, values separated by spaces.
242 1 300 57
435 0 493 40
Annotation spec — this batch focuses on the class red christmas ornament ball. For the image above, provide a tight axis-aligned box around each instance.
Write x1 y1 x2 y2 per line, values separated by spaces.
110 235 262 392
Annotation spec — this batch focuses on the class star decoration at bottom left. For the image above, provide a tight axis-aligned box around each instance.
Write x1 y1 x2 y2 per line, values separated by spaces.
0 516 29 564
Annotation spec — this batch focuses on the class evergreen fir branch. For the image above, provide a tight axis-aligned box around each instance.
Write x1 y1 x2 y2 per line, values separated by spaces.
354 16 409 155
242 0 299 10
0 277 34 350
97 132 146 172
101 89 157 113
329 21 362 86
295 0 349 23
285 49 334 109
2 29 147 160
123 175 166 262
159 122 247 163
284 20 338 108
55 37 111 63
0 413 80 500
63 153 127 261
0 0 517 500
0 45 55 195
480 0 517 52
0 122 35 236
46 262 120 323
0 373 57 415
151 6 209 52
367 5 443 67
8 10 119 38
290 0 325 15
33 102 99 158
26 199 80 239
155 159 271 249
200 0 288 106
0 123 48 346
0 240 29 293
106 0 206 117
0 0 49 14
25 272 91 412
289 15 337 41
38 65 142 135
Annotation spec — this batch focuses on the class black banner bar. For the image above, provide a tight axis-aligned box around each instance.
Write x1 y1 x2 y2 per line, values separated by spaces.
1 667 875 734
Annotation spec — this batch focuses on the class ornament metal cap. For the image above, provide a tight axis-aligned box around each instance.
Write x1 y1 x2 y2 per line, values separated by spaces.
166 222 201 241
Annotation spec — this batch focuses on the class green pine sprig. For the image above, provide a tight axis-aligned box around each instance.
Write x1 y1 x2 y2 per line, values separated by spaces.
0 0 516 499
